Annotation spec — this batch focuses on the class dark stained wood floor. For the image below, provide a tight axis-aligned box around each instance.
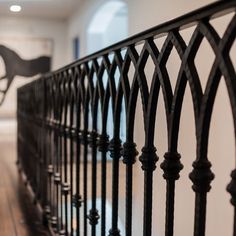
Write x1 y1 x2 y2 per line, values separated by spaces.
0 140 50 236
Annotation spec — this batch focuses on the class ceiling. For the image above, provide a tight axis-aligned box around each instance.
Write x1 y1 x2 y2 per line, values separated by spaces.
0 0 81 20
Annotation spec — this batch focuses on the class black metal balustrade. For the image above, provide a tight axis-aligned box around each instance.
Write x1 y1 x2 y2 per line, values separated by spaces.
17 1 236 235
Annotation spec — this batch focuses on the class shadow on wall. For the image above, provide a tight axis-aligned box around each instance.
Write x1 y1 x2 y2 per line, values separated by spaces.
0 44 51 105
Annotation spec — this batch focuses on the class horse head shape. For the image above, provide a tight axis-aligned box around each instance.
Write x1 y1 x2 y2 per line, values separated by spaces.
0 44 51 105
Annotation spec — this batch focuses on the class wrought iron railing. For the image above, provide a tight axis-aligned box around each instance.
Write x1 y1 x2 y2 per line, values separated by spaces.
17 1 236 235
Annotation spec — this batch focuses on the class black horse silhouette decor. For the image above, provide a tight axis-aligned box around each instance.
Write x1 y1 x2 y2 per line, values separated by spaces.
0 44 51 105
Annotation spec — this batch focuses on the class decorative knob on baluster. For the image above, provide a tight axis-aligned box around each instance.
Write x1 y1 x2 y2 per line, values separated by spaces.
54 172 61 185
139 146 159 171
160 151 183 180
72 194 83 208
108 228 121 236
43 205 51 226
87 209 100 225
122 141 138 165
62 182 70 195
88 130 97 148
227 169 236 206
51 216 58 230
79 130 88 145
97 134 109 152
109 138 122 159
59 229 66 235
189 160 214 193
47 164 53 176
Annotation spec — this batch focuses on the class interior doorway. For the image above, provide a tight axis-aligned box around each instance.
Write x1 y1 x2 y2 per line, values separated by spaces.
87 1 128 54
87 0 128 141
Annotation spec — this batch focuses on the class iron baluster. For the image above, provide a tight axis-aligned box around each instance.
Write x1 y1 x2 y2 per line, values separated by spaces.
97 134 109 236
108 138 122 236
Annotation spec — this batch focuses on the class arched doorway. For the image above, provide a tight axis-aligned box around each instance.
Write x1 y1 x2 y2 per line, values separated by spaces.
87 0 128 141
87 1 128 54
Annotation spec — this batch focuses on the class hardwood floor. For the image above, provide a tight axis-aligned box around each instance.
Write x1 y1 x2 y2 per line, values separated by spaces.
0 140 50 236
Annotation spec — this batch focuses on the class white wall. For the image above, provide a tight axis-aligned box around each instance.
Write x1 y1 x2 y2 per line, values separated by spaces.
67 0 216 61
0 16 68 141
87 4 128 54
0 16 68 69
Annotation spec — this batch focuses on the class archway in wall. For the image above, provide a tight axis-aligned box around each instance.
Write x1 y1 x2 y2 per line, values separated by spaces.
87 0 128 139
87 1 128 54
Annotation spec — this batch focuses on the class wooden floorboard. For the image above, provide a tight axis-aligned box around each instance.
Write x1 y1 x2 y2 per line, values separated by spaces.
0 188 17 236
0 140 50 236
